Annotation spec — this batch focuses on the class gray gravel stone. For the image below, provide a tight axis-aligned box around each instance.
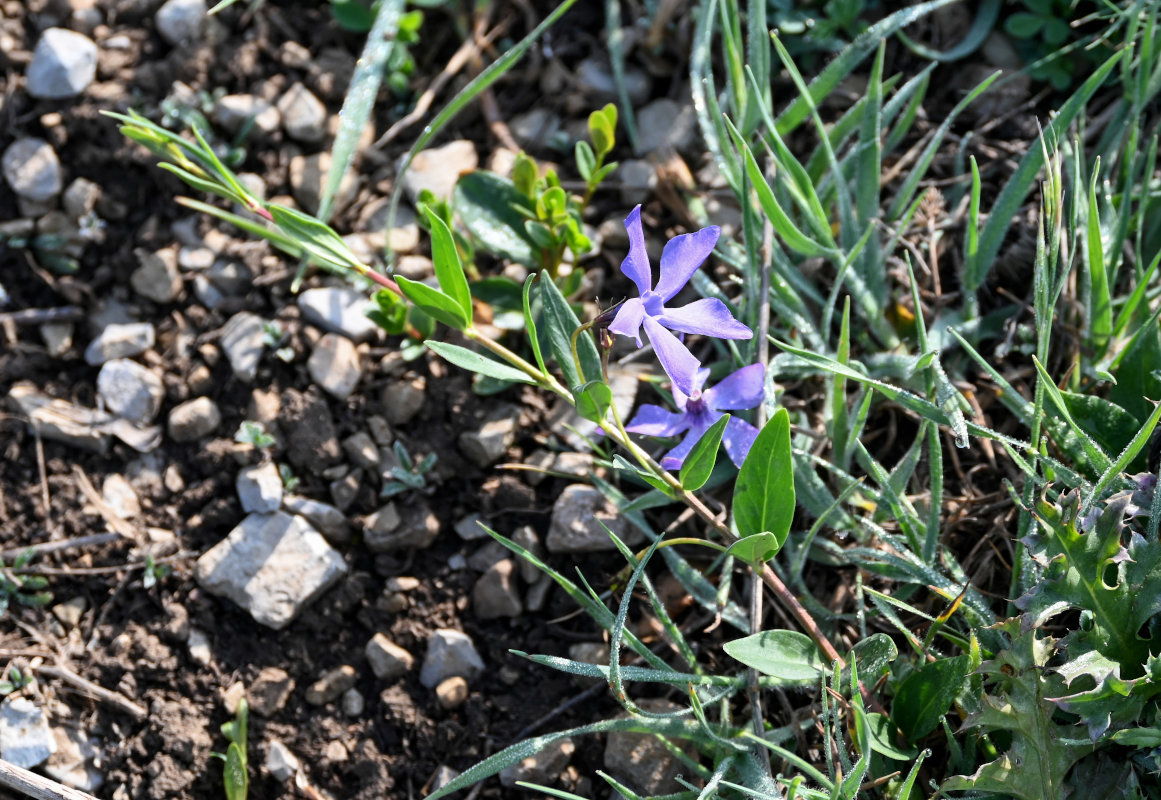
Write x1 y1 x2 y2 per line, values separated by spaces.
381 375 426 425
604 699 689 795
635 99 700 155
420 629 485 688
237 462 283 514
249 667 295 717
26 28 97 99
308 333 362 400
499 737 575 787
297 287 379 342
62 177 101 219
84 322 155 366
511 525 544 583
575 57 651 104
305 665 356 706
43 726 103 793
131 248 183 303
101 473 140 519
3 138 62 203
364 501 439 552
435 676 468 710
282 494 348 544
220 311 266 383
547 484 638 553
471 559 522 619
567 642 609 688
289 151 357 216
155 0 207 45
97 358 163 425
365 633 415 681
0 697 56 769
458 405 517 467
400 140 478 205
277 82 327 143
213 94 280 137
454 513 487 541
195 511 348 630
342 432 380 470
207 259 253 295
265 739 299 782
342 688 364 717
168 397 221 442
617 159 656 203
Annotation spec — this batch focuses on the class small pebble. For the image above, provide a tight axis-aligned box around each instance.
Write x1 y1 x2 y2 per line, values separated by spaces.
435 676 469 710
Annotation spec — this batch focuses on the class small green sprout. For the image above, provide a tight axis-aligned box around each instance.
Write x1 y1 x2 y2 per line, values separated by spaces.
0 550 53 617
380 442 438 498
235 421 275 450
212 698 249 800
0 665 34 696
142 554 172 590
261 321 295 362
278 463 300 493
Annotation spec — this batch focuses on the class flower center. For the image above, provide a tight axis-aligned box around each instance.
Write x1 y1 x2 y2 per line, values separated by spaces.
641 291 664 317
686 393 707 416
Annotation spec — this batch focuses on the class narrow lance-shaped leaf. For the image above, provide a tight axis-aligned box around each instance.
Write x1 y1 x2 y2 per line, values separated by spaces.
426 208 473 324
680 414 730 491
425 341 536 385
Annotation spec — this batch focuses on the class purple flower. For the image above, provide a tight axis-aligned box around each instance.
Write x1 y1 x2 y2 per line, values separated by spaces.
626 363 765 470
609 206 752 395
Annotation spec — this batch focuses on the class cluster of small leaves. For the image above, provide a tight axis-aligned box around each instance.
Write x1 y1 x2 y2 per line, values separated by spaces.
0 550 52 617
380 441 438 498
0 664 34 696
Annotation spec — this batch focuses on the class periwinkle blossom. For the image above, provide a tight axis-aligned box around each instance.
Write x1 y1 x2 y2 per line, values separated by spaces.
626 362 765 470
609 206 752 395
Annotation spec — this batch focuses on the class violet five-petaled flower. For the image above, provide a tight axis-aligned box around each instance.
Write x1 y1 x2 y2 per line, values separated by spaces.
608 205 753 395
626 363 765 470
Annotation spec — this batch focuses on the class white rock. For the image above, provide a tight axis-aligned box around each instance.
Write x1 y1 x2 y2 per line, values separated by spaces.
220 311 266 383
2 138 62 203
282 494 348 543
40 321 73 357
178 246 215 271
297 287 378 342
188 627 212 664
265 739 299 782
499 737 575 787
546 484 639 553
635 99 700 155
342 688 364 717
0 697 57 769
131 248 183 303
26 28 97 99
308 333 362 400
511 525 543 583
194 511 348 629
277 82 327 143
62 177 101 219
400 140 478 205
97 358 164 424
168 397 221 442
236 462 283 514
43 727 103 793
365 633 414 681
102 473 141 519
420 629 485 689
213 94 280 137
457 405 517 467
84 322 155 366
155 0 207 45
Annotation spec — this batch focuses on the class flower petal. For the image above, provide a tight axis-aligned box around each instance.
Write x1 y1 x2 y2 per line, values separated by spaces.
620 205 653 296
705 363 765 411
626 404 690 437
658 298 753 340
722 416 760 468
609 297 646 346
654 225 720 301
643 315 702 397
659 416 716 470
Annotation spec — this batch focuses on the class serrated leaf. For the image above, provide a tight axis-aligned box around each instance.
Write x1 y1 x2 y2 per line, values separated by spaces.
723 630 824 682
453 171 538 266
395 276 469 329
733 408 794 551
680 414 730 491
425 341 536 385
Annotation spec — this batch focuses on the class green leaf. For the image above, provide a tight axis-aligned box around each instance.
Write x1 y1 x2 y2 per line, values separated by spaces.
733 408 795 551
575 140 596 182
588 104 616 157
453 171 539 266
891 655 970 742
680 414 730 491
1004 12 1044 39
425 341 536 385
223 742 248 800
724 532 781 565
574 380 612 423
723 630 825 682
267 204 363 271
846 633 898 682
538 272 602 391
426 208 472 323
395 276 469 329
1086 160 1112 354
866 713 919 759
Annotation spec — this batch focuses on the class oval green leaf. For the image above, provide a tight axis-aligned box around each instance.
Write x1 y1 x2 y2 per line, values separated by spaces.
395 276 468 330
453 171 538 266
732 407 795 550
575 380 613 423
891 654 970 743
680 414 730 491
723 532 781 565
723 630 825 682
